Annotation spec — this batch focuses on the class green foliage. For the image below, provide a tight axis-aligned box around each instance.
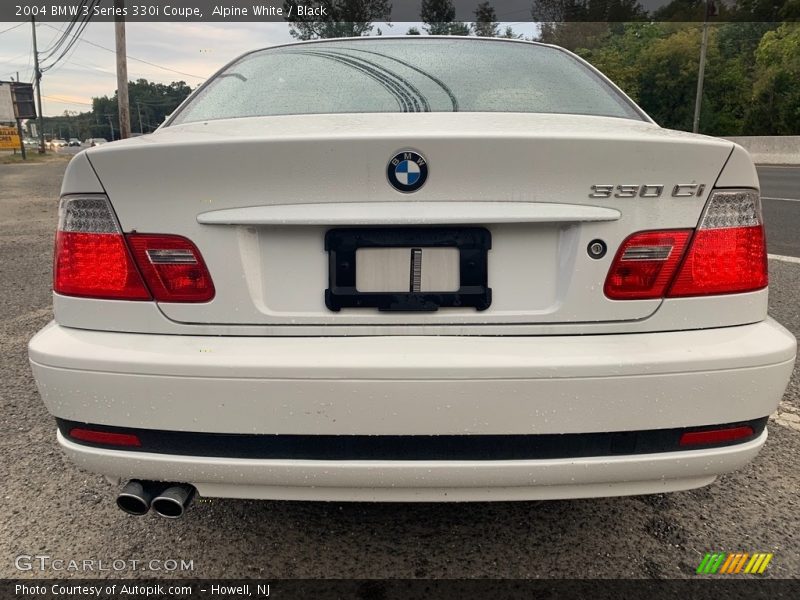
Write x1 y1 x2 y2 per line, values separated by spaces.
421 0 456 34
421 0 470 35
93 79 192 136
745 22 800 133
570 21 798 135
473 1 500 37
282 0 391 40
531 0 646 22
40 79 191 141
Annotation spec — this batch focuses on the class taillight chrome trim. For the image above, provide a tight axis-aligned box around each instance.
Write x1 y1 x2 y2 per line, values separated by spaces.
621 245 673 261
145 249 198 264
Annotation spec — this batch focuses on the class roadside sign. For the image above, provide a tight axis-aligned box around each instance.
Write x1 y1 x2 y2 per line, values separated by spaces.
0 83 14 122
11 83 36 119
0 125 21 150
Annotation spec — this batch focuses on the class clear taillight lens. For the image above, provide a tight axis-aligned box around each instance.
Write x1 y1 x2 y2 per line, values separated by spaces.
667 190 767 297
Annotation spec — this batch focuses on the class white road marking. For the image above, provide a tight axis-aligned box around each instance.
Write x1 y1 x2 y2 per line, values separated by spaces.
768 254 800 264
762 196 800 203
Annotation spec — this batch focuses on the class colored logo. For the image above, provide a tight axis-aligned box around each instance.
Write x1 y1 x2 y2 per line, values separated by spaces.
696 552 773 575
387 151 428 193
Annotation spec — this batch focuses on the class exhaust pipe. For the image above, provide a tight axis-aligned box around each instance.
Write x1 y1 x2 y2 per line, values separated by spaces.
116 480 157 516
151 484 196 519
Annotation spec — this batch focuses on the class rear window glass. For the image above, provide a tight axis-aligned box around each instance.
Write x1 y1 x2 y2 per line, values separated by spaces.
170 38 643 124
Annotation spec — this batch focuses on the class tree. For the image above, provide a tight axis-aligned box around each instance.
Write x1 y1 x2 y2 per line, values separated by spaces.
283 0 391 40
533 0 647 51
744 22 800 134
499 26 522 39
473 1 499 37
421 0 455 34
421 0 469 35
92 79 192 136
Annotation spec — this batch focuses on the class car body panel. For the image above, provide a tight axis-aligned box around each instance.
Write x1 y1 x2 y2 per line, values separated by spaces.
30 319 795 436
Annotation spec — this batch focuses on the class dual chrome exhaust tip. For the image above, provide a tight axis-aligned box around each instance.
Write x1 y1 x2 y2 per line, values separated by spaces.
116 480 196 519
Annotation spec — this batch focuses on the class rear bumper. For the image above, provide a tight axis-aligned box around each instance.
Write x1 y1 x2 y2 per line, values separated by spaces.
57 429 767 501
30 319 796 500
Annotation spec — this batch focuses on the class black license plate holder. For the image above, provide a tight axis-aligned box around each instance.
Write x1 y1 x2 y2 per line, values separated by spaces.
325 227 492 312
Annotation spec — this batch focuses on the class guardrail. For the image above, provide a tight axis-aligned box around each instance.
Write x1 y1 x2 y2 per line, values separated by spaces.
725 136 800 166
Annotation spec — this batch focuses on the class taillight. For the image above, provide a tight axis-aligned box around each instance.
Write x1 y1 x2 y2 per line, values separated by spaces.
54 195 214 303
604 189 768 300
127 234 215 302
603 230 692 300
54 195 151 300
667 190 767 297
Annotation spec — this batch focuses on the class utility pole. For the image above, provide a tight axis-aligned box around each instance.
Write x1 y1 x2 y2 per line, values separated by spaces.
692 0 714 134
31 17 45 153
107 114 115 141
136 100 143 133
114 0 131 139
15 71 27 160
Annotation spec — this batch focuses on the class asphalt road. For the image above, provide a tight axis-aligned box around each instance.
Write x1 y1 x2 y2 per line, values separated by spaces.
759 166 800 258
0 158 798 580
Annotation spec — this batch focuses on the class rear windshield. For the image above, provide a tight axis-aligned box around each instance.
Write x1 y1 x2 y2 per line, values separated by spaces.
170 38 644 125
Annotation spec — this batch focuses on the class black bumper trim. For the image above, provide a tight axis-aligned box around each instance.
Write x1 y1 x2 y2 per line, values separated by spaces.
56 417 768 461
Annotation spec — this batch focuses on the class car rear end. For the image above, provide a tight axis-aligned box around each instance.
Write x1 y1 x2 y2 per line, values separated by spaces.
28 38 796 510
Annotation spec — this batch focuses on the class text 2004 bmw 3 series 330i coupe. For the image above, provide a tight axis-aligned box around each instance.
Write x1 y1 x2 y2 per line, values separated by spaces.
29 37 796 517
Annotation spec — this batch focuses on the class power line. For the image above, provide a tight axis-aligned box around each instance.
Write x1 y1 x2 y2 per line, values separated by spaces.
0 22 27 36
63 57 114 74
0 51 31 69
42 94 94 106
41 22 207 80
41 1 98 72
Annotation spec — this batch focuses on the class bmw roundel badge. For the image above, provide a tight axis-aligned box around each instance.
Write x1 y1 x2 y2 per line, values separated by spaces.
387 150 428 193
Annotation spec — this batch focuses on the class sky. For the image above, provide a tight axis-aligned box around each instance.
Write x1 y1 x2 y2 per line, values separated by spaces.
0 20 538 116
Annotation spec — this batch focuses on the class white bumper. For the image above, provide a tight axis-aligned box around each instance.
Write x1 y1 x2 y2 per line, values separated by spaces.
58 430 766 502
30 319 796 501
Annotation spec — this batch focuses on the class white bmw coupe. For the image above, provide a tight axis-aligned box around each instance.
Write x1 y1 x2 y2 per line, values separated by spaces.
29 37 796 518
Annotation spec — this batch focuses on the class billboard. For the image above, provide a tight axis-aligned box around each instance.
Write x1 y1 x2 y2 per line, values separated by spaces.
0 125 21 150
0 83 14 122
11 83 36 119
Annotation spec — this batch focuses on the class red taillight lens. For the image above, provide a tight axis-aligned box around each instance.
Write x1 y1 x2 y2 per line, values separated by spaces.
54 195 151 300
127 234 215 303
69 427 141 447
604 230 692 300
679 425 755 447
667 191 767 298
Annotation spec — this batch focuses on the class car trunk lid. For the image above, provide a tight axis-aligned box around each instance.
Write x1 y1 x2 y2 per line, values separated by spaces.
86 112 733 327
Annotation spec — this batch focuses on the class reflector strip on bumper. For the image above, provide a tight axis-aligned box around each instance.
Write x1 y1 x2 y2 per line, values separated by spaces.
56 417 768 461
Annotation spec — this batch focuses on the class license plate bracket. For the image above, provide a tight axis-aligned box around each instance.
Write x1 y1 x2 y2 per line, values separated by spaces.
325 227 491 312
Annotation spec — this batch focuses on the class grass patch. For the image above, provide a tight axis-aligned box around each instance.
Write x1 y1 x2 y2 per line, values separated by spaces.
0 151 72 165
